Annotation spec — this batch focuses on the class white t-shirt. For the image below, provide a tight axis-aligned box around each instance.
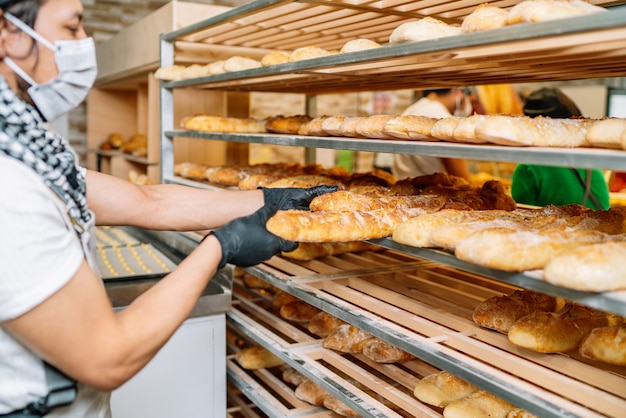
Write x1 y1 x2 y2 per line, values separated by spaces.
391 97 451 180
0 155 110 417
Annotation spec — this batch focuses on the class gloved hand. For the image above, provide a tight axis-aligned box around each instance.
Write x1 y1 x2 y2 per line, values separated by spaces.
262 185 338 210
210 204 297 269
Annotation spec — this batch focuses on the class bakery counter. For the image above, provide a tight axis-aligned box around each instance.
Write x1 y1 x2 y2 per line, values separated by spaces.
238 251 626 418
100 226 232 315
103 227 231 418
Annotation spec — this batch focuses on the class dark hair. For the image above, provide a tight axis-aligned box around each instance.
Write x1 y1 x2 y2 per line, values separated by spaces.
523 87 582 118
2 0 42 27
422 88 453 97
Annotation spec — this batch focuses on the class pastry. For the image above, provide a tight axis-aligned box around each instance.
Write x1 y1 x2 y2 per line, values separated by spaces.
461 4 509 33
235 345 285 369
340 38 381 53
389 17 462 44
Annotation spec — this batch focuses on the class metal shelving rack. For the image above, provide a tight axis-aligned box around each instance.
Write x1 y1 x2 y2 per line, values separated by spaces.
159 1 626 416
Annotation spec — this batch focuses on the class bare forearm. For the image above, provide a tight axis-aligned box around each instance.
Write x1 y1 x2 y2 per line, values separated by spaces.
86 170 264 230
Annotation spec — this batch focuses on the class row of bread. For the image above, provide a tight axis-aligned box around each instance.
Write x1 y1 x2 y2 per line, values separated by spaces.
177 161 626 293
155 0 606 81
391 204 626 292
390 0 606 43
181 113 626 150
99 132 148 157
474 289 625 364
154 36 382 81
234 272 539 417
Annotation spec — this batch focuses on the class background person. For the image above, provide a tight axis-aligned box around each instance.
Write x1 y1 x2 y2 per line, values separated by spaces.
511 87 610 210
0 1 335 416
392 88 472 181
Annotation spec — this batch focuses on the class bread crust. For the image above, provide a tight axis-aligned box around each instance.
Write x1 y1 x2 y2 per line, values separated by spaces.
544 241 626 291
461 4 509 33
413 371 478 407
383 115 438 140
235 345 285 370
579 325 626 366
362 338 415 363
472 290 557 334
508 304 609 353
389 17 462 44
323 324 375 353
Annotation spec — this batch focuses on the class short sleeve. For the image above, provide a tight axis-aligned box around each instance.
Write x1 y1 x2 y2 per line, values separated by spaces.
0 156 84 321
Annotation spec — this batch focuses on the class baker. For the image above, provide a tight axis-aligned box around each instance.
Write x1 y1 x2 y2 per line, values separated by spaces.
0 1 335 416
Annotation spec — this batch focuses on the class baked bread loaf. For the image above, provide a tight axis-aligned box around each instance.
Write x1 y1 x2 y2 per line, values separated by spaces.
579 325 626 366
362 338 415 363
508 304 609 353
354 115 397 139
308 311 346 337
205 60 226 75
289 46 333 61
454 227 608 271
272 290 300 308
266 174 341 189
430 116 463 141
389 17 462 44
180 64 209 79
282 367 307 386
383 114 438 141
266 208 413 242
282 241 377 260
174 162 208 181
321 116 348 136
472 290 558 334
475 115 593 147
265 115 312 134
452 114 490 143
235 345 285 370
323 324 375 353
340 38 381 53
413 371 478 408
223 56 262 72
280 301 321 323
154 65 185 81
237 173 282 189
295 379 359 417
295 379 329 406
297 115 330 136
337 116 366 137
242 272 274 290
261 50 290 66
507 0 606 25
544 241 626 292
443 390 516 418
183 115 266 133
585 118 626 149
461 4 509 33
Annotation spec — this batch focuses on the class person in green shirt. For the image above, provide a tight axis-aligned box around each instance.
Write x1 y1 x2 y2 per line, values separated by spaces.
510 88 610 210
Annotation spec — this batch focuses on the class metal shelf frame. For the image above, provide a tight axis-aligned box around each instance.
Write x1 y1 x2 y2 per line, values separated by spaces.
158 2 626 416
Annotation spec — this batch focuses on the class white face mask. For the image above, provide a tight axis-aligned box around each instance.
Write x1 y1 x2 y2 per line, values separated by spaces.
453 93 473 117
3 13 97 121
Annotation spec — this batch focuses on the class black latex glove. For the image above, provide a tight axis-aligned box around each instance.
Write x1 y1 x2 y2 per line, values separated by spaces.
262 185 338 211
210 205 297 269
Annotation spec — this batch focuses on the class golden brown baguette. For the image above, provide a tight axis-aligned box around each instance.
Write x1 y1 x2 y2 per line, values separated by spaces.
323 324 375 353
413 371 478 408
308 311 347 337
579 325 626 366
235 345 284 370
508 304 610 353
280 301 321 323
362 338 415 363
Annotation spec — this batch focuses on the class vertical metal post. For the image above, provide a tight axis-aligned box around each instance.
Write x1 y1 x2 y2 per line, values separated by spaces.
159 35 174 185
304 94 317 165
